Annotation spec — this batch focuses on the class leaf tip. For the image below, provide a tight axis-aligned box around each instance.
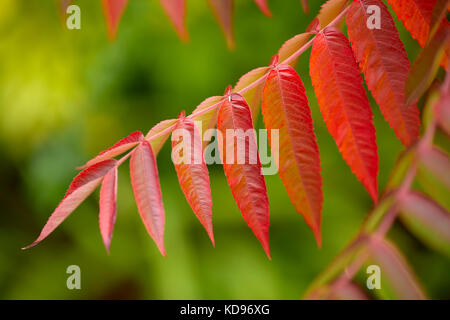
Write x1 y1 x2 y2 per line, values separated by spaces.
177 110 186 119
312 226 322 249
224 85 233 96
269 54 279 66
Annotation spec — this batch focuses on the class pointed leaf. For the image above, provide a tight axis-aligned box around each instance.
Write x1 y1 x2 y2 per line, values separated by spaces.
102 0 129 40
217 93 271 258
159 0 189 41
254 0 272 17
369 238 427 299
233 67 270 125
79 131 143 169
23 159 117 249
310 27 379 201
99 166 118 253
317 0 348 28
145 119 177 155
207 0 234 49
400 191 450 257
130 141 166 256
406 23 450 105
347 0 420 146
386 0 436 48
262 64 322 246
278 32 313 67
172 116 214 245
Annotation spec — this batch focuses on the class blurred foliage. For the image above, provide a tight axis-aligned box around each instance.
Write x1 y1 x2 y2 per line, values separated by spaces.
0 0 448 299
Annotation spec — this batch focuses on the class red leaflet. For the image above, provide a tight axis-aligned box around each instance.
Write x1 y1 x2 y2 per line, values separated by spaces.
102 0 129 40
207 0 234 49
386 0 436 47
217 91 271 258
262 63 323 246
159 0 189 41
310 27 379 202
346 0 420 146
99 166 118 253
23 159 117 249
172 115 214 245
79 131 143 169
254 0 272 17
130 140 166 256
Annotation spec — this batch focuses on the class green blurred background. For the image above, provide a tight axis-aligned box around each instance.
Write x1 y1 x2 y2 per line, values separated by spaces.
0 0 448 299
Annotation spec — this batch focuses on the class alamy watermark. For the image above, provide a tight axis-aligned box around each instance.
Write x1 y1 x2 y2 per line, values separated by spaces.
66 265 81 290
66 5 81 30
366 264 381 290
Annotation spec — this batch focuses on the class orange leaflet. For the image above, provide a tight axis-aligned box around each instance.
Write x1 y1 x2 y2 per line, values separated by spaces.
262 62 322 246
310 27 379 202
172 114 214 245
130 140 166 256
159 0 189 41
254 0 272 17
217 91 271 258
23 159 117 249
207 0 235 49
346 0 420 146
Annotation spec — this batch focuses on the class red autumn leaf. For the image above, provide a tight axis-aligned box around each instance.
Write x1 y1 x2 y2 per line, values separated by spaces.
79 131 144 169
207 0 235 49
346 0 420 146
159 0 189 41
254 0 272 17
99 166 118 253
172 115 214 245
23 159 117 250
309 27 379 202
262 62 323 246
217 90 271 258
386 0 436 47
130 140 166 256
102 0 129 40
